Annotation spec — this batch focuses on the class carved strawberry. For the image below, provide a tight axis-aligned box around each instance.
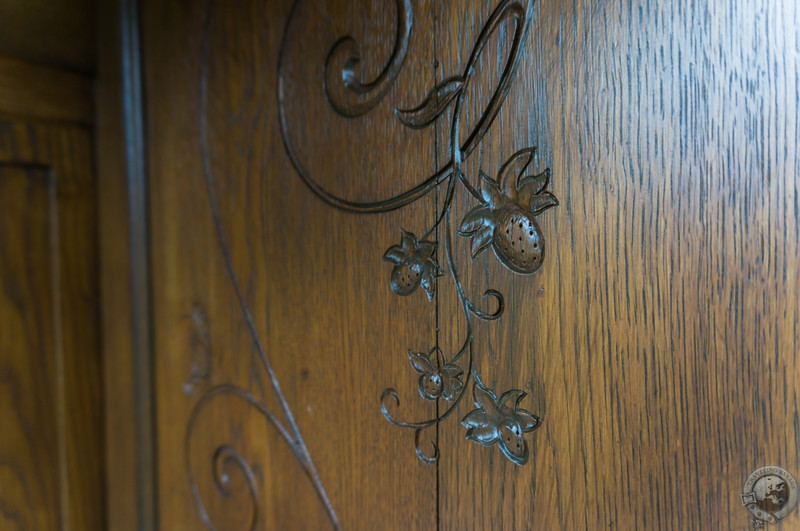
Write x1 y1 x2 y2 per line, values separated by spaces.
407 348 464 401
458 148 558 274
460 375 542 465
383 230 443 300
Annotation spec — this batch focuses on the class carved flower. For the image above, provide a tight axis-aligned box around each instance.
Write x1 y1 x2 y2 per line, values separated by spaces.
460 378 541 465
458 148 558 274
383 230 443 300
407 348 464 401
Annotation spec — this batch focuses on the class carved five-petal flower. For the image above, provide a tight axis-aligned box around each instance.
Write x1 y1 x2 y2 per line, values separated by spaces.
460 377 541 465
458 148 558 274
407 348 464 401
383 230 443 300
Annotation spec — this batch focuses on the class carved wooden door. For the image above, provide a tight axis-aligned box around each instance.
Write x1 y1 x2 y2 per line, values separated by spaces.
142 0 800 529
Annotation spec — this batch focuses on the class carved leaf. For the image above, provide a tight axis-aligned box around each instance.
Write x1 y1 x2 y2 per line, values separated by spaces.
458 206 492 235
400 229 417 250
465 424 501 446
529 192 559 215
442 378 464 402
498 147 536 197
415 241 436 260
472 380 499 415
461 409 491 429
407 351 433 374
469 227 494 258
498 389 526 409
441 364 465 401
382 245 405 264
420 274 436 301
395 77 465 129
462 408 500 445
514 408 542 432
518 169 550 198
479 173 502 207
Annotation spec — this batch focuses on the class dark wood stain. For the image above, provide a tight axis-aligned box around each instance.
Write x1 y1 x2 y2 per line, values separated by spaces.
137 0 799 529
436 0 800 529
0 120 104 529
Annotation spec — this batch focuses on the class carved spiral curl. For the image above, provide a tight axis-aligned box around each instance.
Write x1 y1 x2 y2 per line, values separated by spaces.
197 0 342 525
324 0 413 117
185 386 279 531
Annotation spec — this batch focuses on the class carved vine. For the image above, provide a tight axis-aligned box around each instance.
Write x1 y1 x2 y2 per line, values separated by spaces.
188 0 552 529
280 0 553 466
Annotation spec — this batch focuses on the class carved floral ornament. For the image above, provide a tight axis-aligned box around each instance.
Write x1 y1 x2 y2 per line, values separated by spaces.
191 0 554 528
285 0 557 466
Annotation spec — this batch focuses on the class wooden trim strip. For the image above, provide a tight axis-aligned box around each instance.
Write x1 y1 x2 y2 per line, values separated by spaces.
120 0 158 525
0 56 93 123
96 0 157 526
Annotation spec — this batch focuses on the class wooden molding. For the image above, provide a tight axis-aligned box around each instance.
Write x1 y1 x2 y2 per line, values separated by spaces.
0 55 93 123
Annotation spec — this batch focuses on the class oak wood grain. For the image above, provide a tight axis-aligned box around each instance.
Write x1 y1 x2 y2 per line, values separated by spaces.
435 0 800 529
143 0 439 528
0 121 104 530
0 166 60 531
138 0 800 529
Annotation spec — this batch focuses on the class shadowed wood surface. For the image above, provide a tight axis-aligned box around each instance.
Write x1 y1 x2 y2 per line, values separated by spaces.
0 166 60 530
140 0 799 529
0 0 96 72
0 121 104 529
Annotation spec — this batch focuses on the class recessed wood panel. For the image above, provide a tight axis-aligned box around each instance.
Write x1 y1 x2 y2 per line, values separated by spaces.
0 166 60 531
0 121 104 530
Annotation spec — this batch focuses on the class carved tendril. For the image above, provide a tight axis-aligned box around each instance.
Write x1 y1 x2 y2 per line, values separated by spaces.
280 0 548 467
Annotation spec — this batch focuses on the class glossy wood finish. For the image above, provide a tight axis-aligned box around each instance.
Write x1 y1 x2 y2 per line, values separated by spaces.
0 121 104 530
138 0 799 529
144 0 437 528
436 0 800 529
96 0 153 527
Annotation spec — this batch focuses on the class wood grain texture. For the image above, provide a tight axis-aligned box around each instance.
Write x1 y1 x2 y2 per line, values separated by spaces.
0 121 104 530
435 0 800 529
0 0 96 72
0 166 60 531
139 0 799 529
0 56 94 124
143 0 438 528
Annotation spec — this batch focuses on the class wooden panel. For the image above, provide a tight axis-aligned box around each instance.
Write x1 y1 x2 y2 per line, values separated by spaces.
0 0 96 72
433 0 800 529
139 0 800 529
144 0 438 528
0 121 104 530
0 56 94 124
0 166 60 531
